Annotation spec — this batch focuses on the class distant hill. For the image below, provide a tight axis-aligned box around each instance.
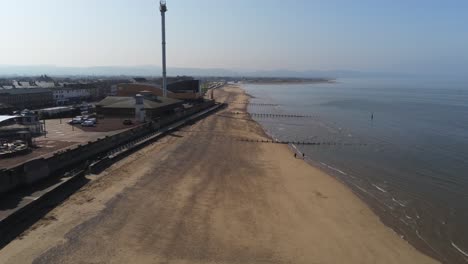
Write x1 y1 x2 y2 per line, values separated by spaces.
0 65 236 77
0 65 415 78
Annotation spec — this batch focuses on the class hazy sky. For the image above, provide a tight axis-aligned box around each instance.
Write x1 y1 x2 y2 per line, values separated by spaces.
1 0 467 74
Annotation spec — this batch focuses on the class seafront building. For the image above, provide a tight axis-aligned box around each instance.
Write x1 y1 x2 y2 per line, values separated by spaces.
116 79 202 101
96 92 183 122
52 87 93 105
0 88 54 109
0 110 43 144
0 103 13 115
0 76 203 112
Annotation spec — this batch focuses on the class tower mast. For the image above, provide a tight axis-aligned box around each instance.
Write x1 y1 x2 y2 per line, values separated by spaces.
160 0 168 97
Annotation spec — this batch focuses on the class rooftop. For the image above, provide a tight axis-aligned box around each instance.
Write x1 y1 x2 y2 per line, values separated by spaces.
0 115 18 123
35 81 57 88
96 96 182 109
0 88 51 95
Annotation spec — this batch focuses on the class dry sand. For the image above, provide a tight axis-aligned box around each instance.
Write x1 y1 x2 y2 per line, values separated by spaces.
0 85 439 264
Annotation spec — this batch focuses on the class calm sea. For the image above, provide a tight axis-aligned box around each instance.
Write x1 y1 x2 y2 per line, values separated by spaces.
243 78 468 264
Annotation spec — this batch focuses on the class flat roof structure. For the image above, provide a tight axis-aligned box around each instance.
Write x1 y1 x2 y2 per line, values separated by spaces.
96 95 183 120
96 96 181 109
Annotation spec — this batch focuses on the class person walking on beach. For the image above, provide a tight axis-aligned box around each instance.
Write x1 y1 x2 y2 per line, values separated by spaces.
294 153 297 158
302 153 305 159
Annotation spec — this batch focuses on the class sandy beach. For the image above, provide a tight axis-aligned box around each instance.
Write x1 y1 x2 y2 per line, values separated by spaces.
0 85 439 264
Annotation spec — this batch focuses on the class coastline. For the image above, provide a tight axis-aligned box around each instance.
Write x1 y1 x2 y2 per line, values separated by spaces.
0 84 439 263
241 78 335 85
239 84 441 264
239 83 468 263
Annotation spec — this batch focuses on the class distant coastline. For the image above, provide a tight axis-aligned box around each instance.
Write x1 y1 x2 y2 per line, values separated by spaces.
241 77 335 85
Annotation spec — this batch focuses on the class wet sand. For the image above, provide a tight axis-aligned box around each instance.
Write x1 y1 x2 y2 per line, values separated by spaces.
0 85 438 264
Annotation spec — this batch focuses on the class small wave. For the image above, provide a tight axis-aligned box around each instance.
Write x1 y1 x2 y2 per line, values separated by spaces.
416 230 441 257
335 168 347 175
392 197 407 207
386 205 395 210
399 218 410 226
372 184 388 193
354 184 370 195
290 144 301 154
319 162 348 175
451 241 468 257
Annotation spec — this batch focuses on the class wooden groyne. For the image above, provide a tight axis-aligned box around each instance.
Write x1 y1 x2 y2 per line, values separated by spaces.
231 112 317 118
236 138 367 146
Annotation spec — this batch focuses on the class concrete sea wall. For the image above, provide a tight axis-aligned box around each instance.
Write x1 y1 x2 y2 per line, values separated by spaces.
0 101 215 196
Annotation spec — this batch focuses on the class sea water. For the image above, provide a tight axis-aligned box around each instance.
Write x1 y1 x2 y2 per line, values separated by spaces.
244 78 468 263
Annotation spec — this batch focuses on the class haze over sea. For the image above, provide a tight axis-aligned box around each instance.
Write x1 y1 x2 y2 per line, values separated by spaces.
244 77 468 263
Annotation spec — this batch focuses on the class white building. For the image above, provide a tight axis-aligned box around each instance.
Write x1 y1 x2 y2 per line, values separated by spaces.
35 81 57 88
110 85 118 96
52 88 91 105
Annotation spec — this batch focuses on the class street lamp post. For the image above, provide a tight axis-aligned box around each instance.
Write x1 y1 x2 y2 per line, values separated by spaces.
160 0 168 97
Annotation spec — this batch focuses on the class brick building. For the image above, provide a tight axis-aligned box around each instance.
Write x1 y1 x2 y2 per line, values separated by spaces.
0 103 13 115
0 88 54 110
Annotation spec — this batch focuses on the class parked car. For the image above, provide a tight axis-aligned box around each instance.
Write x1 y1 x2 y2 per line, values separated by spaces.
68 117 82 124
81 120 96 127
87 117 97 123
123 119 133 125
